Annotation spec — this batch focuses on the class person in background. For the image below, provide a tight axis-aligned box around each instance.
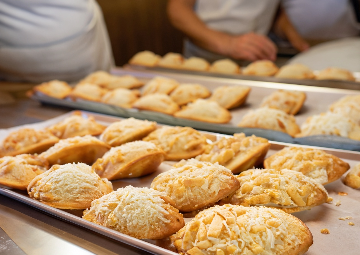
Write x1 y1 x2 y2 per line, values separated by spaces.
0 0 114 83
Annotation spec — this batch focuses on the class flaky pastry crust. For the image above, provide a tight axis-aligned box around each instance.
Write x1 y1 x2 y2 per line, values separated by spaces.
243 60 279 76
181 57 210 71
101 88 139 108
316 67 355 81
275 63 315 80
129 51 161 67
141 76 179 96
209 59 240 74
208 85 251 109
69 83 108 102
170 83 211 106
33 80 72 99
132 93 180 115
157 52 184 69
260 90 307 115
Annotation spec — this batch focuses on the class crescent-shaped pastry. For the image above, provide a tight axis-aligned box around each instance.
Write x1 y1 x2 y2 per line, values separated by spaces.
33 80 72 99
170 83 211 106
157 52 184 69
260 90 307 115
129 50 161 67
329 95 360 125
208 85 251 109
243 60 279 76
275 63 315 79
141 76 179 96
69 83 108 102
80 71 112 87
316 67 355 81
181 57 210 71
209 58 241 74
132 93 180 115
101 88 139 108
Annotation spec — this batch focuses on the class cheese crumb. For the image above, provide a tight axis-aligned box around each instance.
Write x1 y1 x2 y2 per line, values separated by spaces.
335 200 341 206
345 216 352 220
338 192 348 196
339 217 346 221
349 222 355 226
321 228 330 234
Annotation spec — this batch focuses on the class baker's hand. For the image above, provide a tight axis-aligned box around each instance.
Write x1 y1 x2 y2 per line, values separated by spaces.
225 32 277 61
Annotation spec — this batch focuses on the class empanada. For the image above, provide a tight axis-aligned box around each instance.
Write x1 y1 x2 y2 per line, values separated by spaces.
101 88 139 108
208 85 251 109
157 52 184 69
129 51 161 67
103 75 144 90
80 71 112 87
181 57 210 71
329 95 360 125
343 163 360 189
132 93 180 115
141 76 179 96
316 67 355 81
243 60 279 76
260 90 307 115
275 63 315 79
33 80 72 99
170 83 211 105
69 83 107 102
209 58 240 74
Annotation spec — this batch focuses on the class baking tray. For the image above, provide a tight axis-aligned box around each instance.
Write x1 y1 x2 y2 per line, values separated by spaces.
0 111 360 255
31 68 360 152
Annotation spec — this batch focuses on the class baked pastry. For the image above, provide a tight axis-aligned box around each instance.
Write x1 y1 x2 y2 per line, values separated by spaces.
46 112 106 139
221 168 328 213
151 159 240 212
208 85 251 109
242 60 279 76
93 141 165 180
33 80 72 99
27 163 113 209
132 93 179 115
141 76 179 96
209 59 240 74
0 154 48 190
100 118 157 147
260 90 307 115
275 63 315 79
128 50 161 67
103 75 144 90
80 71 112 87
170 83 211 105
0 128 59 157
297 112 360 141
143 126 206 161
83 186 184 239
329 95 360 125
40 135 110 165
174 99 232 124
264 147 350 185
316 67 355 81
343 163 360 189
69 83 107 102
171 204 313 255
157 52 184 69
238 107 300 137
196 133 270 174
101 88 139 108
181 57 210 71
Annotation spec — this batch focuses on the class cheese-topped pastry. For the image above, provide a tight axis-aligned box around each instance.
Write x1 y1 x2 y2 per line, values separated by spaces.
316 67 355 81
238 107 300 137
143 126 206 161
260 90 307 115
297 112 360 141
40 135 110 165
80 71 112 87
0 154 48 190
264 147 350 185
83 186 184 239
343 163 360 189
221 168 328 213
0 128 59 157
196 133 270 174
141 76 179 96
174 99 232 124
28 163 113 209
275 63 315 79
181 57 210 71
157 52 184 69
151 160 240 212
101 88 139 108
329 95 360 125
69 83 107 102
208 85 251 110
170 83 211 106
171 204 313 255
33 80 72 99
129 50 161 67
46 112 106 139
93 141 165 180
243 60 279 76
209 59 241 74
133 93 179 115
100 118 157 147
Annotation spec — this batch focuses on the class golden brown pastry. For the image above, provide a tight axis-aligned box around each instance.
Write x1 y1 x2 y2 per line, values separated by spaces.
46 112 106 139
242 60 279 76
264 147 350 185
128 50 161 67
275 63 315 79
68 83 108 102
329 95 360 125
80 71 112 87
181 57 210 71
316 67 355 81
196 133 270 174
28 163 113 209
174 99 232 124
143 126 207 161
0 128 59 157
157 52 184 69
40 135 110 165
297 112 360 141
0 154 48 190
101 88 139 108
132 93 180 115
238 107 300 137
343 163 360 189
152 159 240 212
100 118 157 147
83 186 184 239
33 80 72 99
103 75 144 90
141 76 179 96
209 58 241 74
171 204 313 255
208 85 251 109
170 83 211 105
93 141 165 180
260 90 307 115
221 168 328 213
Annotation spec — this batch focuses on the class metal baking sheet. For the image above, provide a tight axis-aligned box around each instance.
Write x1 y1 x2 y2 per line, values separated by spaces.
0 111 360 255
31 68 360 151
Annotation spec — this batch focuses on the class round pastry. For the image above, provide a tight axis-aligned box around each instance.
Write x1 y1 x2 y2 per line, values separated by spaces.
242 60 279 76
343 163 360 189
208 85 251 109
132 93 180 115
209 58 240 74
157 52 184 69
181 57 210 71
170 83 211 106
151 159 240 212
141 76 179 96
101 88 139 108
275 63 315 79
316 67 355 81
33 80 72 99
260 90 307 115
128 50 161 67
27 163 113 209
83 186 184 239
69 83 108 102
